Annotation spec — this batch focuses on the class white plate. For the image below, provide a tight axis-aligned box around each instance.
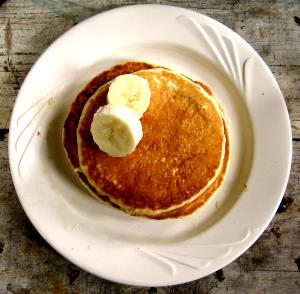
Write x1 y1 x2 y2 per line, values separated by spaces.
9 5 292 287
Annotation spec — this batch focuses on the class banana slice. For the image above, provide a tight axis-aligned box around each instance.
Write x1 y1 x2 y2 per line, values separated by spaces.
90 104 143 157
107 74 151 118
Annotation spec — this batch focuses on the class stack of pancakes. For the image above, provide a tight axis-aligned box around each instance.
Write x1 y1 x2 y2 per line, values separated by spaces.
63 62 230 219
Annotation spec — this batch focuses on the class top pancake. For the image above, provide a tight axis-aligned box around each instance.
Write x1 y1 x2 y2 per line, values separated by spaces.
77 68 226 215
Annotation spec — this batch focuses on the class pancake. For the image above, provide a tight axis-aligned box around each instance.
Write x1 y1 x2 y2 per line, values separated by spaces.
63 62 229 219
76 67 228 217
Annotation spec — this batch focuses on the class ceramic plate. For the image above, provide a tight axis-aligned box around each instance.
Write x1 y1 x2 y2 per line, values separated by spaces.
9 5 292 286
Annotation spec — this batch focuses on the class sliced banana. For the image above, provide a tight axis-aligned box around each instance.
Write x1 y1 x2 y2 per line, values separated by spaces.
107 74 151 118
91 104 143 157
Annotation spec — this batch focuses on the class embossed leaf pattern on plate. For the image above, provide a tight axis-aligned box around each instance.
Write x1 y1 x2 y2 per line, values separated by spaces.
14 86 63 178
138 228 255 275
177 15 253 96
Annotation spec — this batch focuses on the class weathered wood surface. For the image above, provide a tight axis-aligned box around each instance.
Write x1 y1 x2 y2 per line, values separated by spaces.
0 0 299 293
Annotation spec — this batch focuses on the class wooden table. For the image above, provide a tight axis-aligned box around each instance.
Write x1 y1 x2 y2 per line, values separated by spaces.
0 1 299 293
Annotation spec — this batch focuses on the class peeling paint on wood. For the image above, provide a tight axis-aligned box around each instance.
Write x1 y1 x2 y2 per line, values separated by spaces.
214 269 225 282
277 196 294 213
295 258 300 272
0 240 4 254
0 128 8 141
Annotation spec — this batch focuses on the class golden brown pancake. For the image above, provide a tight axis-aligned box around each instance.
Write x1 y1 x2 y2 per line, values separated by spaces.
77 68 227 216
63 62 230 219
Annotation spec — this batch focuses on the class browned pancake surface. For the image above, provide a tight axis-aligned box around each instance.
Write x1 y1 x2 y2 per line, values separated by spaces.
148 124 229 219
77 69 225 212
